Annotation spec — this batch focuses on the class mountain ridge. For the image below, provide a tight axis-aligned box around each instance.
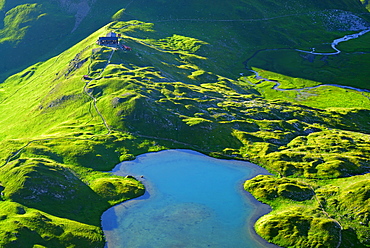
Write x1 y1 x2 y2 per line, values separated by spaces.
1 0 369 83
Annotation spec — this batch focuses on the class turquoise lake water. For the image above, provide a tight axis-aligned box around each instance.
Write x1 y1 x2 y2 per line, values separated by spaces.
102 149 277 248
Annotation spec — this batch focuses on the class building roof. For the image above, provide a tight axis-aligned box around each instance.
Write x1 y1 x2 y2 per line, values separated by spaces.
106 32 117 37
98 37 118 41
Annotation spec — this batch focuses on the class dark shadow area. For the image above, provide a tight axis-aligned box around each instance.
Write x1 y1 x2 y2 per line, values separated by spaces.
245 48 370 90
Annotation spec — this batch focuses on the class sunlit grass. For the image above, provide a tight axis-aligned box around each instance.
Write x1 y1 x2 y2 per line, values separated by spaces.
0 18 369 247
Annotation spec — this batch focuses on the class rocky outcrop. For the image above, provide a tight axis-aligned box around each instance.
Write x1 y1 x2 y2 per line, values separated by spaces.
53 0 96 32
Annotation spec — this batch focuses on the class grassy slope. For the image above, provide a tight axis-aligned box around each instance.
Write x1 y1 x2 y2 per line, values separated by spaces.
1 0 369 87
0 0 369 247
241 68 370 109
247 45 370 90
0 18 369 246
241 67 370 247
120 0 370 88
0 1 75 80
245 174 370 248
0 23 154 247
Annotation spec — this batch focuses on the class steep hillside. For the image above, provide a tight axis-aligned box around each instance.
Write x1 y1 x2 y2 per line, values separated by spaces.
0 1 75 79
0 17 369 246
0 0 369 87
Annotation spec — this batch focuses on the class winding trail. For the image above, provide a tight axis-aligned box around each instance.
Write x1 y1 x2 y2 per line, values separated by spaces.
0 23 145 167
120 1 370 94
0 10 365 248
2 138 56 167
1 47 116 167
248 29 368 241
153 13 304 23
247 28 370 93
250 69 370 93
306 184 343 248
83 49 115 135
1 136 95 167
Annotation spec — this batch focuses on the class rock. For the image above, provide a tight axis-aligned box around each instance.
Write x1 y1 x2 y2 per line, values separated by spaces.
124 175 136 179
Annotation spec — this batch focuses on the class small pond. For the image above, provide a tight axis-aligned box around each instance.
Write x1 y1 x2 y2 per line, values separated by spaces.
102 149 277 248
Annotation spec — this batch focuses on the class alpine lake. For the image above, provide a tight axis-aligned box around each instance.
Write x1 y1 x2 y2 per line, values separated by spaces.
102 149 278 248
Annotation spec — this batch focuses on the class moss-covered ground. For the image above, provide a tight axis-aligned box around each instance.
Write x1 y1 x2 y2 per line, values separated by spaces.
0 0 369 246
245 174 370 247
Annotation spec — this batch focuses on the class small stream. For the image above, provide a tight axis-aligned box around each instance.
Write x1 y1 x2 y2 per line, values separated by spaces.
247 29 370 93
295 29 370 55
250 69 370 93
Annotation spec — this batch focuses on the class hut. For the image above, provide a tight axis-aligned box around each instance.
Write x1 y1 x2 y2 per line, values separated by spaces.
106 32 117 37
97 36 119 45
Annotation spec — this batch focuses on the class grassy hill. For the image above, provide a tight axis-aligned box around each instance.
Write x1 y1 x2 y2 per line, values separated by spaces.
1 0 369 86
0 0 369 247
0 17 369 246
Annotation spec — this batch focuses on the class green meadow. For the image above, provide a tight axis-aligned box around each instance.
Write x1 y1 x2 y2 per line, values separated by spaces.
0 0 369 247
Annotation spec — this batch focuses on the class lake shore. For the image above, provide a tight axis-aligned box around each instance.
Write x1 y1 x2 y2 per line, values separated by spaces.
102 149 280 248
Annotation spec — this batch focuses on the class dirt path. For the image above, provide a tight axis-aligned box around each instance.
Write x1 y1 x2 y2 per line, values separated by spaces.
83 49 115 135
1 47 115 167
